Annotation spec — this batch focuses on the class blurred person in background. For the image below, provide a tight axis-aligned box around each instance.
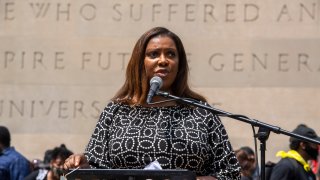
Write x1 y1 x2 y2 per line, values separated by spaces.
25 144 73 180
235 146 259 180
0 125 31 180
270 124 320 180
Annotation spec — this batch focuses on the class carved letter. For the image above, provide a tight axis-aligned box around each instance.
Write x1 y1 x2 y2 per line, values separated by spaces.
244 4 259 22
226 4 236 22
209 53 224 71
233 53 244 72
98 52 111 70
9 100 24 117
5 2 15 20
204 4 217 22
185 4 195 22
112 4 122 21
58 101 68 119
57 3 70 21
298 53 312 71
73 101 87 118
82 52 92 70
33 51 47 69
252 53 267 71
4 51 15 68
130 4 142 21
300 3 316 21
29 3 50 18
152 4 161 21
277 4 292 22
80 3 96 21
278 53 289 72
168 4 178 21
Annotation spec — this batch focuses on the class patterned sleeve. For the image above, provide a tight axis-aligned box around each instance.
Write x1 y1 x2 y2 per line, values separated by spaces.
84 101 119 168
207 114 241 180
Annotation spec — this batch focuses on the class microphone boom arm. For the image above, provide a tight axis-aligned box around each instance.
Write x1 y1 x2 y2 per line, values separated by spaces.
156 91 320 144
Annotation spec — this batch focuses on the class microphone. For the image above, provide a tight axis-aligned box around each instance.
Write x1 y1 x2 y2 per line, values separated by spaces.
146 76 163 104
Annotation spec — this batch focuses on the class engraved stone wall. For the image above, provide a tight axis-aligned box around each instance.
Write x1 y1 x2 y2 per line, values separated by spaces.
1 0 319 163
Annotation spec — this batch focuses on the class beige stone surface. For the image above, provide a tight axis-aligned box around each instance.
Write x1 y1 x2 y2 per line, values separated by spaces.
0 0 319 164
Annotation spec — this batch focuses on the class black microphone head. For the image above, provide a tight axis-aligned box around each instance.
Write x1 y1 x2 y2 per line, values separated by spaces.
146 76 163 104
150 76 163 88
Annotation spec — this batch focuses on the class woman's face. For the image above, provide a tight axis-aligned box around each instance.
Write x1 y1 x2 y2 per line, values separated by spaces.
144 35 179 92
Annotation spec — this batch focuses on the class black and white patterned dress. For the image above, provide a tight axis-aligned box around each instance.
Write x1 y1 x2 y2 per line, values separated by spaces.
84 101 240 179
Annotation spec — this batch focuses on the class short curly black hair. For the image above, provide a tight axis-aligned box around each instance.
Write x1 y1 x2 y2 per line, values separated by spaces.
51 144 73 161
0 126 11 147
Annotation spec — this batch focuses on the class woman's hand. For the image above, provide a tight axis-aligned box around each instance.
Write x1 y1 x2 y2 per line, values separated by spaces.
63 153 89 169
196 176 217 180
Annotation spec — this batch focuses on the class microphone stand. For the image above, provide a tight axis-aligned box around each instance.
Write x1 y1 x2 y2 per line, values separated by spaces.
156 91 320 180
